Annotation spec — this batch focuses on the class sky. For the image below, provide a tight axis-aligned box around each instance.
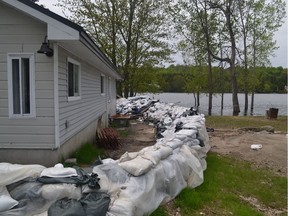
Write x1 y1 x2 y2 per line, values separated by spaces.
39 0 287 68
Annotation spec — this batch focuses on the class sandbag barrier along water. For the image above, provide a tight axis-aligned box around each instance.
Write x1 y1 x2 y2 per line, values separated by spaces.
0 95 210 216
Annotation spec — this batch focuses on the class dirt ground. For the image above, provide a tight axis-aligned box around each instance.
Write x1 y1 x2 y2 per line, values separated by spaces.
106 120 156 159
208 129 287 176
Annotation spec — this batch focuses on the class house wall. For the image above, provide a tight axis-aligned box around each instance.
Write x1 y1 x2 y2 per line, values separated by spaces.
57 47 117 156
0 2 56 151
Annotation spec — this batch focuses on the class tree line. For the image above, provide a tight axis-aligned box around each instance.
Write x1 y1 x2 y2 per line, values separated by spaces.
55 0 286 115
152 64 287 94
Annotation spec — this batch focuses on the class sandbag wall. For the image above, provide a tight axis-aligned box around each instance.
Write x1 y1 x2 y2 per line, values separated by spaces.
0 96 210 216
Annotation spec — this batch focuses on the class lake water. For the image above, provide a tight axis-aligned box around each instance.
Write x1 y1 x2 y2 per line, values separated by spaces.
147 93 287 116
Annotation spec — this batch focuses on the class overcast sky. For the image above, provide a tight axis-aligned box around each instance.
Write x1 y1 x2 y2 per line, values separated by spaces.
39 0 287 68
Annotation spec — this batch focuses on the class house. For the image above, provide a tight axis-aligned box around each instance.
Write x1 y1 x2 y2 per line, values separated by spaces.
0 0 122 166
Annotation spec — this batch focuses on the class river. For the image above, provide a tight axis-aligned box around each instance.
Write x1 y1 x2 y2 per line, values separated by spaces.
147 93 287 116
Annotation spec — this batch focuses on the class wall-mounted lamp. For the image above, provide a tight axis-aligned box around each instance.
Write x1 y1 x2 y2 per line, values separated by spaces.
37 36 53 57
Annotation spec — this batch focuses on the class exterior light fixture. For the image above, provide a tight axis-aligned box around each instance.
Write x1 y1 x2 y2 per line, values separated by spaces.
37 36 53 57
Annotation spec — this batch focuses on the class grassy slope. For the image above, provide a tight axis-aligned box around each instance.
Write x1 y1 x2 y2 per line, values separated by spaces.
151 116 287 216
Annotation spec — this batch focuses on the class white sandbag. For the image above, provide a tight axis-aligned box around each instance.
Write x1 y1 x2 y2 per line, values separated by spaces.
163 116 172 125
41 184 82 201
179 145 204 188
141 150 162 165
119 156 154 176
32 211 47 216
182 122 198 130
118 152 139 163
165 139 183 149
161 129 175 141
0 186 18 213
40 164 77 178
107 197 136 216
157 145 173 160
0 163 45 186
176 129 197 138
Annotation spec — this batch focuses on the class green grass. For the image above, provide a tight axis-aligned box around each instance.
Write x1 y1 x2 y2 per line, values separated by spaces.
151 153 287 216
205 116 287 132
150 207 168 216
71 142 106 165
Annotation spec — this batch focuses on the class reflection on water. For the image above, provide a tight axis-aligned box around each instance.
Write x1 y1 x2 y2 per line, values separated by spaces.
148 93 287 116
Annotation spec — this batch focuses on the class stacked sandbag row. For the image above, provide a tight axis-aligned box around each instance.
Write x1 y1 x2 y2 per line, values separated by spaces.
103 98 210 216
116 95 156 115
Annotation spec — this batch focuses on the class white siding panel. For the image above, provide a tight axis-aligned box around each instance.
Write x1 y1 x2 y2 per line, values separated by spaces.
0 90 7 97
0 99 8 106
0 108 8 117
37 108 54 117
35 72 54 81
37 99 54 108
36 90 54 99
0 24 46 35
0 81 7 90
36 81 54 90
0 126 54 134
0 3 40 25
0 117 54 126
0 2 56 149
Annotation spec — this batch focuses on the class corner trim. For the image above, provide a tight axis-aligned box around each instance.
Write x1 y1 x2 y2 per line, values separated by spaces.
53 43 60 148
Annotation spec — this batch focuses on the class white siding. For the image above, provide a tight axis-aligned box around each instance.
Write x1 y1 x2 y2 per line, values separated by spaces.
58 47 110 144
0 2 55 149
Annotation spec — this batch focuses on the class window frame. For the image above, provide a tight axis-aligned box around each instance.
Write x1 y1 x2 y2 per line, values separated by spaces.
67 57 81 102
7 53 35 118
100 74 105 95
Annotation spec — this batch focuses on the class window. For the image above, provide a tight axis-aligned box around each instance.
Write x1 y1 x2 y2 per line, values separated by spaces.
67 58 80 101
101 75 105 95
8 54 35 118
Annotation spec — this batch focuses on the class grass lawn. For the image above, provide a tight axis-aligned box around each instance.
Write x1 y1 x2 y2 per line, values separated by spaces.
152 153 287 216
205 115 287 132
70 142 106 165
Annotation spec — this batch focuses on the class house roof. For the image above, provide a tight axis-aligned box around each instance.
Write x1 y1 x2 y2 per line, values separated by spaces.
2 0 122 80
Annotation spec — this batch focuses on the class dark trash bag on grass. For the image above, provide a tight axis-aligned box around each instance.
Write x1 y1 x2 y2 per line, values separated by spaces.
48 192 110 216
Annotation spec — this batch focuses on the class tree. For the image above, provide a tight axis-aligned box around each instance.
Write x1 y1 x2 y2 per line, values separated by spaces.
170 0 218 115
56 0 173 97
236 0 286 114
249 0 286 111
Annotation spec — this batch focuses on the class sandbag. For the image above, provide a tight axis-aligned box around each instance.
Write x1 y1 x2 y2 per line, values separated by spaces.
41 184 82 201
40 164 77 178
119 156 153 176
0 186 18 213
0 163 45 186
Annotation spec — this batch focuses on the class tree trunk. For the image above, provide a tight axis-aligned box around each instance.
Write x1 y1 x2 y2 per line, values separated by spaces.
231 65 240 115
197 91 200 108
221 92 224 115
226 6 240 115
250 91 254 115
193 93 197 107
